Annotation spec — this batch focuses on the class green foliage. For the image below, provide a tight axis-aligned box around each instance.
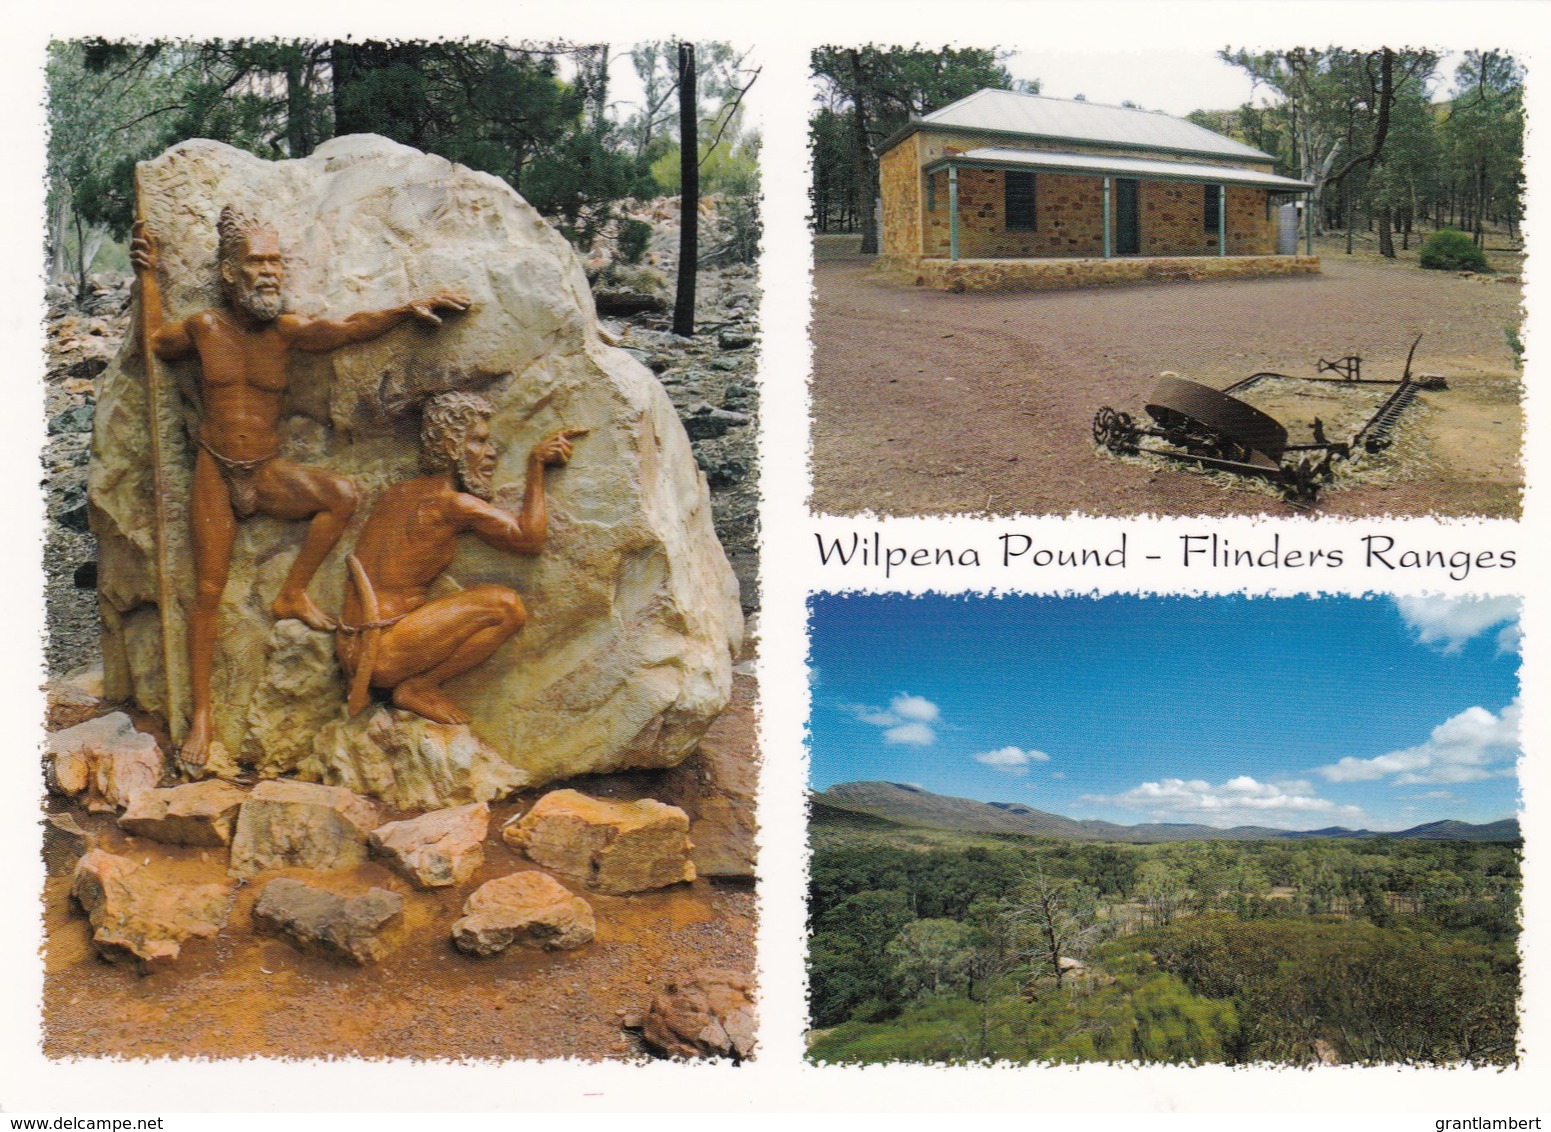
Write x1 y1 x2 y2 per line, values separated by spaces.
1504 326 1523 369
809 887 914 1026
46 41 194 284
649 131 760 197
808 44 1021 236
809 832 1521 1065
520 128 655 244
1440 51 1524 237
618 218 654 265
809 964 1236 1065
1141 914 1518 1064
46 37 743 261
1215 48 1522 252
887 918 975 998
1419 229 1491 271
712 194 763 266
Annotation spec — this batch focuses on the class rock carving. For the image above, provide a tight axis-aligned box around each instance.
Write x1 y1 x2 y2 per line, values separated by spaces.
130 206 469 765
95 136 741 794
337 392 580 724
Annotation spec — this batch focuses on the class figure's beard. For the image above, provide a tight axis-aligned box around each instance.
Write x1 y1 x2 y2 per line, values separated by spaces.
456 455 495 501
234 283 286 322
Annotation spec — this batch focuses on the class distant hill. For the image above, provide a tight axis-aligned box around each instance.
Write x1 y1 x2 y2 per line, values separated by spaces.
814 781 1520 844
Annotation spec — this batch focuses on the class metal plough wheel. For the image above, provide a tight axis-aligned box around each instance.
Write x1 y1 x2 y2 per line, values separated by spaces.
1092 406 1139 453
1144 376 1288 471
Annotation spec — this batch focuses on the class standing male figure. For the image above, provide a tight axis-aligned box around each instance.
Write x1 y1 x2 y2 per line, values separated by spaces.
336 392 581 725
131 206 471 764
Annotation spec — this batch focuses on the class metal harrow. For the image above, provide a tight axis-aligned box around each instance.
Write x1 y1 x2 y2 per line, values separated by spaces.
1091 335 1439 506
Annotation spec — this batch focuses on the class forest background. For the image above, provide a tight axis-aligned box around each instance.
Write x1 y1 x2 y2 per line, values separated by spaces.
810 45 1523 265
46 39 763 332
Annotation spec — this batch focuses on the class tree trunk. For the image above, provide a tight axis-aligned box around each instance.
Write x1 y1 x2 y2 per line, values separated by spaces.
81 227 106 283
1378 203 1395 257
1474 158 1488 247
49 198 71 286
672 42 699 338
70 217 107 303
285 55 309 157
847 51 879 256
1344 183 1354 255
330 42 362 135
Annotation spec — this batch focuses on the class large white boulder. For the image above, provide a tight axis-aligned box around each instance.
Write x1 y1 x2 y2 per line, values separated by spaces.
89 135 742 799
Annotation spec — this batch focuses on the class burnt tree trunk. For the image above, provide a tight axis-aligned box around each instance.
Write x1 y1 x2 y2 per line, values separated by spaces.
285 55 312 157
672 42 699 338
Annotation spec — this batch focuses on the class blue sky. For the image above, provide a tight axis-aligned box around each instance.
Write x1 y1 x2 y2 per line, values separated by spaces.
808 594 1521 832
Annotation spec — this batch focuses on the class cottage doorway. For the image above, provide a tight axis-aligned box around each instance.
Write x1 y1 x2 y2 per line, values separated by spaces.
1115 178 1140 255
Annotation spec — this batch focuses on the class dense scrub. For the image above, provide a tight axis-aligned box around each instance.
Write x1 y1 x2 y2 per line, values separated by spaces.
808 832 1520 1065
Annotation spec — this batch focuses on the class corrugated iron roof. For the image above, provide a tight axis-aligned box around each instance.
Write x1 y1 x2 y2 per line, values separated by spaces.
930 146 1314 191
918 89 1275 163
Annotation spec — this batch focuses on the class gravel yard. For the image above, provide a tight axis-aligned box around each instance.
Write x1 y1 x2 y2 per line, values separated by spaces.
810 239 1522 518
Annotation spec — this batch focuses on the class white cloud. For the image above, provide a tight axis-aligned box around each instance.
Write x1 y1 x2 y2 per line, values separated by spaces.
1317 699 1520 785
1393 595 1521 654
1051 771 1067 780
889 694 940 723
884 722 936 746
842 694 941 746
1083 775 1367 829
973 746 1050 774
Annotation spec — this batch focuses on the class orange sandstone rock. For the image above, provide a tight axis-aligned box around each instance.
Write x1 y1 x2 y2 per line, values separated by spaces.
451 871 595 956
503 789 695 894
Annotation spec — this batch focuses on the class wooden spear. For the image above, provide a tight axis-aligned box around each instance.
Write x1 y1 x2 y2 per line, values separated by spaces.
131 165 185 743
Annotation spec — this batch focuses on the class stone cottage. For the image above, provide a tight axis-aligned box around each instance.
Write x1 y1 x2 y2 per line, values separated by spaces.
876 89 1318 290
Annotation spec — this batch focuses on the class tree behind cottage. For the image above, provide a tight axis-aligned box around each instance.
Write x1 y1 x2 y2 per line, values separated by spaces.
810 45 1031 252
1211 47 1522 256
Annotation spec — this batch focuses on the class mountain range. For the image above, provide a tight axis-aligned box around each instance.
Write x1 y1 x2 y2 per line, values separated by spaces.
813 781 1521 843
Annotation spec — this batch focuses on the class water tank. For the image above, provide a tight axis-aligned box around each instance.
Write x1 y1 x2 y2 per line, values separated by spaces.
1277 201 1300 255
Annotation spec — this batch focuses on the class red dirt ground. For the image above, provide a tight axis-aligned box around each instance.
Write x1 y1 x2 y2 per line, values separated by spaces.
810 247 1522 518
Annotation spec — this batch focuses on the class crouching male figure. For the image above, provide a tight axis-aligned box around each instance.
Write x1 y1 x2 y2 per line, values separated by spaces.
337 392 581 724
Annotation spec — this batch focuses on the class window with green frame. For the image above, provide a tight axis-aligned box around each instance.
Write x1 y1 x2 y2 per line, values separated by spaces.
1005 171 1036 231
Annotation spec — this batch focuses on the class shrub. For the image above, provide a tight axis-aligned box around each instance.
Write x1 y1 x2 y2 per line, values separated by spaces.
1505 326 1524 369
1419 229 1490 272
714 195 762 265
618 218 653 265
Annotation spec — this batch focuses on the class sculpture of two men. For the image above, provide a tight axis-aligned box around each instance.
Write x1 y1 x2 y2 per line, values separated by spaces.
132 207 573 764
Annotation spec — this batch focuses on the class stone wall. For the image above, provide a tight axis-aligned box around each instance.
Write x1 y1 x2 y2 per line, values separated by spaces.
878 254 1321 293
880 126 1283 262
879 134 924 259
924 169 1106 258
1138 182 1275 256
918 170 1276 259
